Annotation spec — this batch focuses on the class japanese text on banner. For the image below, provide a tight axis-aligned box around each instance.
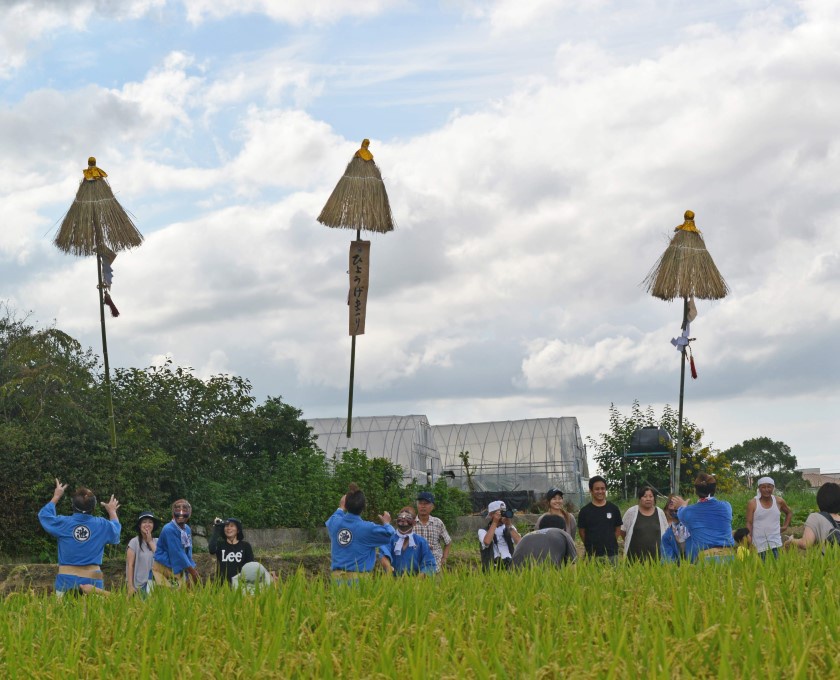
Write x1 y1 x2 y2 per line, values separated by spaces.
348 240 370 336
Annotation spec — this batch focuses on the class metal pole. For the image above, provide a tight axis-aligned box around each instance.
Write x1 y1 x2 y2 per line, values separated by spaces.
674 296 689 494
94 245 117 449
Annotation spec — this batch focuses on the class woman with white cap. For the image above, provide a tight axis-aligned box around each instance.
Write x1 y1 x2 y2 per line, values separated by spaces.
746 477 792 559
126 510 160 596
478 500 521 571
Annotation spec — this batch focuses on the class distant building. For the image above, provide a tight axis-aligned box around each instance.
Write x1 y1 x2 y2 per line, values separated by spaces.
798 467 840 489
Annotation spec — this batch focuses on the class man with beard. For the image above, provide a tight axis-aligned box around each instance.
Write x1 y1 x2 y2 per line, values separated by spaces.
381 507 437 576
153 498 201 587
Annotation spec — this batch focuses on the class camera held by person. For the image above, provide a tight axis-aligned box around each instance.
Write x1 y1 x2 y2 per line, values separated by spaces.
478 500 521 571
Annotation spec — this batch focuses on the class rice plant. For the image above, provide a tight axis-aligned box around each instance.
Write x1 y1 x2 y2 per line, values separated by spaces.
1 551 837 679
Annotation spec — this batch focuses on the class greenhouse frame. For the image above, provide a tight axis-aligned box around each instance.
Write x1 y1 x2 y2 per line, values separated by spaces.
307 415 590 506
307 415 441 483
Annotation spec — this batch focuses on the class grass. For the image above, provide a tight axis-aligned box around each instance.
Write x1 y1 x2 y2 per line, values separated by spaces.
1 550 837 679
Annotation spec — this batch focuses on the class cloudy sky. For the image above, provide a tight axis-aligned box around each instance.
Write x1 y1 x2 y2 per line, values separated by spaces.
2 0 838 471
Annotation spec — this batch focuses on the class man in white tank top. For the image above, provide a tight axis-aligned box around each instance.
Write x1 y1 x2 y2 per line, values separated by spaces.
746 476 793 559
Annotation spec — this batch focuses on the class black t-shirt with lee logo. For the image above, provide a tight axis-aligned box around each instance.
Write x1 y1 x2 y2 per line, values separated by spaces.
209 528 256 583
578 502 622 557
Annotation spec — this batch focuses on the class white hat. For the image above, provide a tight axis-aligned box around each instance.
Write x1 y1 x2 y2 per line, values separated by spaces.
231 562 272 593
488 500 506 513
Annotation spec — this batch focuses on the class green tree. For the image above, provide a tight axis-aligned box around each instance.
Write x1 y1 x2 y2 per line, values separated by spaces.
587 401 735 496
330 449 410 521
0 307 116 557
1 305 473 557
721 437 799 489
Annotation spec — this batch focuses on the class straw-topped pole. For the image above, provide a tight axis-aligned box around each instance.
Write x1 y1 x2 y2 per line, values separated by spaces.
54 157 143 447
644 210 728 492
318 139 395 234
317 140 395 437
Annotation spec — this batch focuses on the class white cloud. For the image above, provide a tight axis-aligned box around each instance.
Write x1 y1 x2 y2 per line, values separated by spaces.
117 52 204 132
3 0 840 469
0 1 167 77
181 0 402 25
0 3 89 77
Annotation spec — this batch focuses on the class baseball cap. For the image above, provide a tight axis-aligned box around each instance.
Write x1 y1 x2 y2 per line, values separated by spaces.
417 491 435 503
488 500 506 513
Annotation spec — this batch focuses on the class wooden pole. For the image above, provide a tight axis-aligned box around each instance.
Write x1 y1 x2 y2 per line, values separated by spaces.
674 296 689 494
92 214 116 448
346 227 362 438
347 333 356 438
95 246 117 449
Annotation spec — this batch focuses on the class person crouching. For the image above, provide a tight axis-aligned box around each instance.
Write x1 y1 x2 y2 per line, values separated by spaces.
512 514 577 569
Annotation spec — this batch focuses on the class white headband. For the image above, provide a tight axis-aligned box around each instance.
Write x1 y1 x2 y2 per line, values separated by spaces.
755 476 775 498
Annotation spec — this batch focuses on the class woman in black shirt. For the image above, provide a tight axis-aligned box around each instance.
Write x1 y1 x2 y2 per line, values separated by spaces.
208 517 255 583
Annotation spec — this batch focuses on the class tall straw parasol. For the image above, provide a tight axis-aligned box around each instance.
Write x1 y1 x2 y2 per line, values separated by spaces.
54 157 143 447
643 210 728 492
317 139 395 436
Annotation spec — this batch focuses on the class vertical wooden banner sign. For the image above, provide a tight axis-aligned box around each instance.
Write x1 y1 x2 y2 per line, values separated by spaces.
317 140 395 438
349 240 371 335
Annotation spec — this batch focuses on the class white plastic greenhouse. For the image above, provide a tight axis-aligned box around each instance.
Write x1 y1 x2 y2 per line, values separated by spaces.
432 418 589 503
306 415 589 505
307 415 441 483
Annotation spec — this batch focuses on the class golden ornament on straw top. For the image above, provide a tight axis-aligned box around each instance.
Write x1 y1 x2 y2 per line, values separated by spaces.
54 157 143 256
643 210 728 302
317 139 395 234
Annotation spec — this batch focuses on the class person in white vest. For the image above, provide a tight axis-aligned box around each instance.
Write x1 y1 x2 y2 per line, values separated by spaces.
746 477 792 559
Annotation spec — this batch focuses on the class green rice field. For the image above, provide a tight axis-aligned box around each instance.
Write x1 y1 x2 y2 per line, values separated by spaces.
1 549 837 679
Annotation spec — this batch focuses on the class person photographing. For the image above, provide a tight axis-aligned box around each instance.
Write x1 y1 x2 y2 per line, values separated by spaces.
478 500 521 571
